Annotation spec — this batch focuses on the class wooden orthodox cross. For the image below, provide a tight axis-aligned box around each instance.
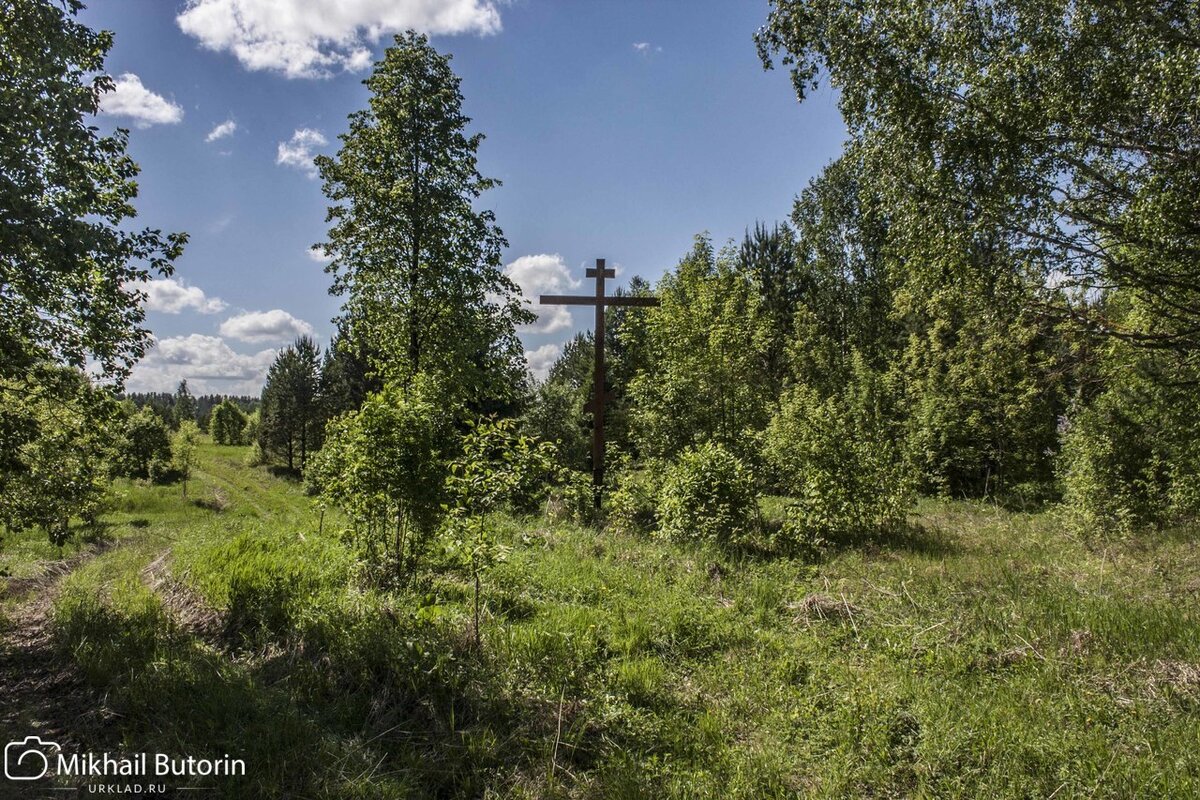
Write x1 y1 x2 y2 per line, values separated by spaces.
540 259 660 505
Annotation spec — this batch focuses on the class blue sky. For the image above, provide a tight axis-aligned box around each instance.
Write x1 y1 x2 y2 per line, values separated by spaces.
82 0 846 394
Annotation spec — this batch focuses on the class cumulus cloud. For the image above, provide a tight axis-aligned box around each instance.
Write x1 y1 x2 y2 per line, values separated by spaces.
205 119 237 142
524 343 561 382
219 309 316 343
137 278 227 314
128 334 277 394
307 246 330 262
504 254 582 334
176 0 503 79
276 128 327 177
98 73 184 127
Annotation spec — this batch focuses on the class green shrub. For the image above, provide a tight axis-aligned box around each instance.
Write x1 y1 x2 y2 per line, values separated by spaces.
307 380 452 583
0 367 114 542
113 407 173 480
210 399 248 445
545 468 594 524
765 355 913 543
607 464 663 535
657 442 759 547
147 455 174 484
172 420 200 497
243 409 261 446
1061 384 1200 536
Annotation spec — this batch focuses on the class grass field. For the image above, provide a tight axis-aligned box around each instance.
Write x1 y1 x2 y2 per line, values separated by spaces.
2 441 1199 798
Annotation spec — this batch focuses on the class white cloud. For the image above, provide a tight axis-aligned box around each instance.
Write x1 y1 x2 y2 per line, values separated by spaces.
176 0 503 79
504 253 582 334
219 309 316 343
633 42 662 55
128 334 277 394
307 246 330 262
205 119 237 142
525 343 561 381
137 278 227 314
276 128 327 178
209 213 234 234
98 73 184 127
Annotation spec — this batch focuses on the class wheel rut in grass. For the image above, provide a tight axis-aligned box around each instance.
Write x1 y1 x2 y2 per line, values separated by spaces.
194 465 273 518
0 539 118 747
140 551 224 644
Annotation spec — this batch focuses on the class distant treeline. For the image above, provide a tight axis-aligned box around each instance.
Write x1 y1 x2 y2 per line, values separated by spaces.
122 390 259 431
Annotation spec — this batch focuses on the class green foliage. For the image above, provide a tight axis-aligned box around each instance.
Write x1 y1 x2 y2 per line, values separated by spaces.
317 331 376 420
446 417 566 515
172 380 197 429
113 406 173 480
738 221 800 392
0 366 116 544
1061 319 1200 535
900 284 1064 503
242 408 260 445
766 353 913 542
172 421 200 498
0 0 182 548
307 380 451 582
758 0 1200 353
258 336 323 471
316 32 532 411
210 399 247 445
657 442 759 548
788 152 896 385
0 0 186 385
606 462 664 536
604 277 657 455
629 235 772 464
520 332 592 470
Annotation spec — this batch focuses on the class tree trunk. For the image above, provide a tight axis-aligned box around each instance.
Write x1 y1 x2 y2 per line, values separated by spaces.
473 565 482 649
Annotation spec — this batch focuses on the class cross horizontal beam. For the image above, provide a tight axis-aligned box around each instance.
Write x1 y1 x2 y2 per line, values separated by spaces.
538 295 661 307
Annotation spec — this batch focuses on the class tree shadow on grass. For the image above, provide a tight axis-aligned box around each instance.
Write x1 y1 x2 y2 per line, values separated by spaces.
825 522 961 559
266 465 303 482
51 580 617 798
52 587 415 797
78 521 119 547
752 517 961 562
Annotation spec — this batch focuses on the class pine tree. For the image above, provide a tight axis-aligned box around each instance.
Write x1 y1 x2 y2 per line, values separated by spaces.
172 380 197 430
258 337 322 471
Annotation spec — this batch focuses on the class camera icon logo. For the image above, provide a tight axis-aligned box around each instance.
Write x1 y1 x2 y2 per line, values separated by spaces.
4 736 61 781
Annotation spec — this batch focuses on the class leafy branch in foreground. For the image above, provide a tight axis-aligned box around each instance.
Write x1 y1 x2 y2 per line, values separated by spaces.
758 0 1200 351
0 0 186 385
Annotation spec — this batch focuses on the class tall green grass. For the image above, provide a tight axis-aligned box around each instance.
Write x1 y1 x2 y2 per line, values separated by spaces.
24 448 1200 797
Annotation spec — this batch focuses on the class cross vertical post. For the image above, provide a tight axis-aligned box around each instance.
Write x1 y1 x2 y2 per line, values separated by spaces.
592 259 607 504
539 258 660 508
